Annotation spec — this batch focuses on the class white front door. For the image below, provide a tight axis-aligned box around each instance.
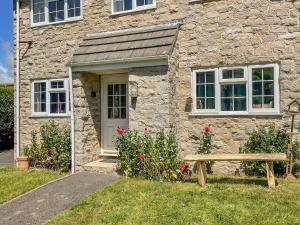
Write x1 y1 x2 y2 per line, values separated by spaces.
101 75 129 155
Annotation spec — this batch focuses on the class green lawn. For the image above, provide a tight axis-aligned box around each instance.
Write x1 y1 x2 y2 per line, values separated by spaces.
47 176 300 225
0 167 65 204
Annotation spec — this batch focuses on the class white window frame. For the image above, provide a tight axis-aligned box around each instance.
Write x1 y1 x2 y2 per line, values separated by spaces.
111 0 156 15
191 64 280 115
31 0 83 27
249 64 280 114
192 68 219 114
218 67 249 115
31 78 70 117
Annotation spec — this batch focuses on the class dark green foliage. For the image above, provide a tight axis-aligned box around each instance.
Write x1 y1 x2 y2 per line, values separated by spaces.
0 85 14 150
115 129 185 182
24 121 71 172
240 124 300 177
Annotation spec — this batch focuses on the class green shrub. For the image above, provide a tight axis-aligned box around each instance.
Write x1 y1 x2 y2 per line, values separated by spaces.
0 85 14 150
115 128 188 182
23 121 71 172
240 124 300 177
198 124 214 174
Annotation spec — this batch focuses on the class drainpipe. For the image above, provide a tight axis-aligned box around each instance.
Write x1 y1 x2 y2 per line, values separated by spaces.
16 0 20 161
68 67 75 173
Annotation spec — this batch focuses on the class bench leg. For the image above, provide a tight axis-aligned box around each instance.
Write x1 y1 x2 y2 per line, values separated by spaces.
266 161 275 188
196 161 207 187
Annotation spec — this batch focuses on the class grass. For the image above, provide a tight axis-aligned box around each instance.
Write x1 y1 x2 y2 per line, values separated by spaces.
47 176 300 225
0 166 65 204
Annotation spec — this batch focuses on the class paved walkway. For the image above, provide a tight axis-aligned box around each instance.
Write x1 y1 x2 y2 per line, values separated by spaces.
0 172 120 225
0 149 14 167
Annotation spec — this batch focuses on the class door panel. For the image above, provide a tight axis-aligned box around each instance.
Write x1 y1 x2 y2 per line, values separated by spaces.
101 76 129 155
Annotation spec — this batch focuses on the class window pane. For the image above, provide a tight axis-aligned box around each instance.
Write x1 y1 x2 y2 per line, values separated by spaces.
49 0 65 22
221 98 233 111
234 98 247 111
252 68 262 81
50 93 58 102
264 82 274 95
233 69 244 78
196 85 205 98
222 70 232 79
252 82 262 95
114 84 120 95
234 84 246 97
108 96 113 107
264 96 274 108
114 108 120 118
121 96 126 107
196 98 205 109
108 108 113 119
137 0 144 6
114 96 120 107
57 0 64 10
59 93 66 102
124 0 132 10
221 85 233 97
108 85 113 95
121 108 126 118
60 103 66 113
196 72 205 83
121 84 126 95
33 0 45 23
33 82 47 113
263 67 274 80
206 84 215 97
146 0 153 3
75 0 81 7
75 8 81 16
206 98 215 109
114 0 124 12
252 97 262 109
206 72 215 83
51 103 58 114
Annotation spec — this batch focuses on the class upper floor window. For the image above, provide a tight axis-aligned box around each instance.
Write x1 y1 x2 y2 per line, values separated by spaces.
192 64 280 115
32 0 82 25
112 0 155 14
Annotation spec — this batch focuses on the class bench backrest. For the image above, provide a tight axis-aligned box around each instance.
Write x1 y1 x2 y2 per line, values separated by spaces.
184 153 287 162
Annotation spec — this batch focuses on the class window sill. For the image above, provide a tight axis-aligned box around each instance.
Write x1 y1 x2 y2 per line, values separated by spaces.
111 5 156 17
31 17 83 28
30 114 71 119
189 112 283 118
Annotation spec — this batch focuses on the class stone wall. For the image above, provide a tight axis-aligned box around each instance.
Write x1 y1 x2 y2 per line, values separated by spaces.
15 0 300 173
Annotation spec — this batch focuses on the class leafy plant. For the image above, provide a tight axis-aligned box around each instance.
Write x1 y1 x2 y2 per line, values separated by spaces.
115 128 188 182
0 85 14 150
23 121 71 172
198 124 214 174
240 124 300 177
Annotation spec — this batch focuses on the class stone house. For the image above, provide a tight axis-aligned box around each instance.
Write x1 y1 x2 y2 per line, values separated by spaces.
14 0 300 173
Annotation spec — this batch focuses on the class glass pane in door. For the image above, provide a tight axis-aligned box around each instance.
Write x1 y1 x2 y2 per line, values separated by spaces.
107 83 127 119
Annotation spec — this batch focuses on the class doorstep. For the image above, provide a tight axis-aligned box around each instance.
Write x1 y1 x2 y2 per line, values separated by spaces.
82 156 119 175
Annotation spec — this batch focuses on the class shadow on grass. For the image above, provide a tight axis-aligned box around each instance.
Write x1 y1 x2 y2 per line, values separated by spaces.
188 176 274 187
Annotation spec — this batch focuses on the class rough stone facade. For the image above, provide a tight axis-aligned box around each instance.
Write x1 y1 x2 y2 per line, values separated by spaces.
15 0 300 173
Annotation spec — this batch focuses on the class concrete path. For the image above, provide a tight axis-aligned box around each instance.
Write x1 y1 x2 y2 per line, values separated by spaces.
0 172 120 225
0 149 14 167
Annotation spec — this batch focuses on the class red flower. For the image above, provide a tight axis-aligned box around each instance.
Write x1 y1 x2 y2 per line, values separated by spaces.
132 153 145 161
203 125 212 134
50 148 55 156
180 163 188 173
117 127 125 135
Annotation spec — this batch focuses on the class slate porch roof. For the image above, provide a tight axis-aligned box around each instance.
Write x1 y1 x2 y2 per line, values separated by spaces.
70 23 180 66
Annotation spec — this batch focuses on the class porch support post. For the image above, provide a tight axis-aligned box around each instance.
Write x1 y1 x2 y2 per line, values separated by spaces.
69 67 75 173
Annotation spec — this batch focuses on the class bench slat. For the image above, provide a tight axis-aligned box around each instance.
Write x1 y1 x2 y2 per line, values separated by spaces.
184 153 287 162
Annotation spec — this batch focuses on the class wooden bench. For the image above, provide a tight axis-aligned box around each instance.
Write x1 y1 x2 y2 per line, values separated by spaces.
184 153 287 188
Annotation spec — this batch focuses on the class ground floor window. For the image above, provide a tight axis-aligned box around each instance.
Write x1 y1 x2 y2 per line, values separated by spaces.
192 64 280 115
31 78 70 116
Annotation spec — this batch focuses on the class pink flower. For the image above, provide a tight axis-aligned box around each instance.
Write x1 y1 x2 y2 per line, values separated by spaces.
50 148 55 156
117 127 125 135
203 124 212 134
180 163 188 173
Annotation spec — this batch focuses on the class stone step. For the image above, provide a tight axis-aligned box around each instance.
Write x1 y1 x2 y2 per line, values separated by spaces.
82 156 120 175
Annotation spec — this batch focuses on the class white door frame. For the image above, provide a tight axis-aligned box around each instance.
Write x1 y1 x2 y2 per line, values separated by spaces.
100 74 129 156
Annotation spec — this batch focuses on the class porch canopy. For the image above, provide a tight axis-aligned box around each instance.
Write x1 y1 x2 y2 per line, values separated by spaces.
69 23 180 72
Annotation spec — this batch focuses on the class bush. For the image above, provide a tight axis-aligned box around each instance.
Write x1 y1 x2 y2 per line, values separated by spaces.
240 124 300 177
115 128 189 182
198 124 214 174
0 85 14 150
23 121 71 172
